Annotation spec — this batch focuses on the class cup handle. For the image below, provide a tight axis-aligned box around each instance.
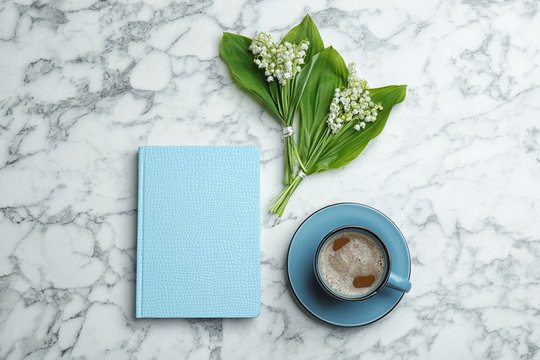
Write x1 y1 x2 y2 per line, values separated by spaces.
386 272 411 293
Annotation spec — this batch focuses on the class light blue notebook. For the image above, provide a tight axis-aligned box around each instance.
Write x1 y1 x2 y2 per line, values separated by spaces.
136 146 260 318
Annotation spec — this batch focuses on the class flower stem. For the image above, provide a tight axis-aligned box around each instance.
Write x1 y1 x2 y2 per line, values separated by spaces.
292 142 307 173
283 136 296 185
270 174 304 217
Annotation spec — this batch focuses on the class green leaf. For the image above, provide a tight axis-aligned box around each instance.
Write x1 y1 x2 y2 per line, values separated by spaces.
281 14 325 67
310 85 407 172
220 32 283 120
281 14 325 124
284 51 319 124
297 47 348 162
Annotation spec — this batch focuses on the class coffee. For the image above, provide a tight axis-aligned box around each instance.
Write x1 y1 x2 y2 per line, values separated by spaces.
318 230 385 297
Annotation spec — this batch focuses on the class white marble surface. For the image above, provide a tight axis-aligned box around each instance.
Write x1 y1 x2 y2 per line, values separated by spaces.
1 0 539 358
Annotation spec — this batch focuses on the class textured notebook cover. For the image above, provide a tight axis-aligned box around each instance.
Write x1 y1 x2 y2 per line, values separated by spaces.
136 146 260 318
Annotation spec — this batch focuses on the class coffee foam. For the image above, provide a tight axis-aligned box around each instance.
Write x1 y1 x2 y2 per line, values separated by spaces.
318 231 385 297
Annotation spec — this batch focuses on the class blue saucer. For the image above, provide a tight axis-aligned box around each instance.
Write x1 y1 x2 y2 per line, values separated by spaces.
287 203 411 327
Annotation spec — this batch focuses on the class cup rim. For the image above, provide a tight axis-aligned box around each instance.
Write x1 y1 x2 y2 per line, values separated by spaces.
314 225 392 301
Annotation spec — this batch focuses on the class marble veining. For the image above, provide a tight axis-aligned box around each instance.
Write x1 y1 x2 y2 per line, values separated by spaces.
1 0 539 359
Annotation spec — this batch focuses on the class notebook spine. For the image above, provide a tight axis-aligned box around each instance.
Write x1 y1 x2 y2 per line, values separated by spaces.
135 147 145 318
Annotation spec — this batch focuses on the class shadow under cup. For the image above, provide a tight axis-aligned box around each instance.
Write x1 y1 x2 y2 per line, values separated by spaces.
314 226 411 301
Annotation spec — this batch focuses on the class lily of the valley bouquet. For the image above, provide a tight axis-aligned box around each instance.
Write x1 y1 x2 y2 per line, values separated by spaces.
221 15 406 216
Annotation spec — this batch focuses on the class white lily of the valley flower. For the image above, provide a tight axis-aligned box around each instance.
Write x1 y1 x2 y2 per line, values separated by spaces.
250 32 309 86
326 63 383 134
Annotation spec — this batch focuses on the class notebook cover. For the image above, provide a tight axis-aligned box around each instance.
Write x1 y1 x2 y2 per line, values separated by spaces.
136 146 260 318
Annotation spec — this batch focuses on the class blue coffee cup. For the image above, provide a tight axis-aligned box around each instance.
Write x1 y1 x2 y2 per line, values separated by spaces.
314 226 411 301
